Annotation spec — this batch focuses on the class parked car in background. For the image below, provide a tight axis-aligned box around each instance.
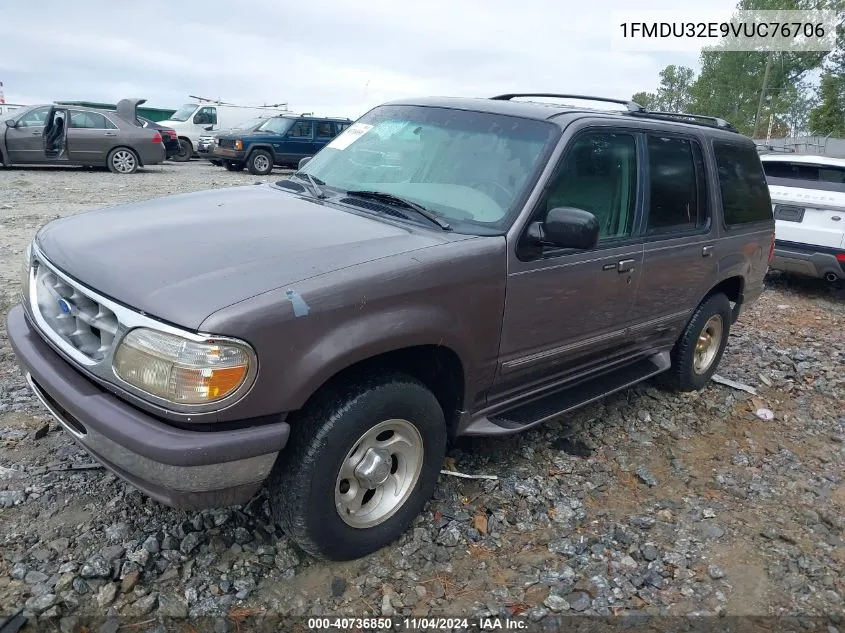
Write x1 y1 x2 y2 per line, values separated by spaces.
139 117 179 159
159 102 291 162
212 114 352 175
0 98 166 174
7 93 774 562
196 116 273 165
760 153 845 282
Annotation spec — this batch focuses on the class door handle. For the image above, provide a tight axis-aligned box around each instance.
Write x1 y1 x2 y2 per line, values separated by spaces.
31 131 41 135
702 245 714 257
104 131 117 136
617 259 636 273
602 263 617 271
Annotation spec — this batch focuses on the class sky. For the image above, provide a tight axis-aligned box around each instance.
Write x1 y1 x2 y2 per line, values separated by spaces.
0 0 739 120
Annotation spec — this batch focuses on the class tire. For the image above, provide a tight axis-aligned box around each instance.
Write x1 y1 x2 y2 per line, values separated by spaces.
210 160 222 167
269 372 447 561
247 149 273 175
106 148 139 174
659 292 732 392
172 138 192 162
223 160 244 172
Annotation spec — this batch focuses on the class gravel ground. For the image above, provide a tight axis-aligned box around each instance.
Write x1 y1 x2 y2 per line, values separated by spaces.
0 161 843 630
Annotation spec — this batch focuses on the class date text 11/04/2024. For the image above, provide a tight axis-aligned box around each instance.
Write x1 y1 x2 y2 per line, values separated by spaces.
306 617 527 630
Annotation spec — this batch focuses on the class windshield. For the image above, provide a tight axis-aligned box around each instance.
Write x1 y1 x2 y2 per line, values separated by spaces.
235 116 270 131
298 105 559 230
169 104 198 122
257 117 295 134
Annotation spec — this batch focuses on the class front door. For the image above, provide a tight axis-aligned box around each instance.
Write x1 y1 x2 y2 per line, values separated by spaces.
283 119 315 161
491 128 645 404
5 105 51 163
67 110 118 163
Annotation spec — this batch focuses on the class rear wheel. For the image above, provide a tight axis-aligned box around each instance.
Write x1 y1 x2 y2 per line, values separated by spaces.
172 138 192 162
659 292 732 391
247 149 273 175
223 160 244 172
268 373 446 561
107 148 139 174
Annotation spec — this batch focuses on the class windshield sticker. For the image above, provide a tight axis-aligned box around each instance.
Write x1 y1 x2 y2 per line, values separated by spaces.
327 123 373 151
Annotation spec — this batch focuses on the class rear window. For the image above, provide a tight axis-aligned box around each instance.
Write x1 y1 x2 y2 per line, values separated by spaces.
763 161 845 184
713 141 772 226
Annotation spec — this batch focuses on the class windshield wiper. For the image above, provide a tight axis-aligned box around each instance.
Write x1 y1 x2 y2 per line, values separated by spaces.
292 172 327 199
345 190 452 230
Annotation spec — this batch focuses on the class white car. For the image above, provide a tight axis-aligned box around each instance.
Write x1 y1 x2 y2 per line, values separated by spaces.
760 153 845 282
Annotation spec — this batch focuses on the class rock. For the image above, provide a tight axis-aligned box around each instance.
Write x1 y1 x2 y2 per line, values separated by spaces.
142 535 160 554
436 522 464 547
158 593 189 618
80 555 111 578
641 544 660 561
97 582 118 607
60 617 79 633
127 547 150 567
381 593 395 617
105 522 130 542
33 422 50 440
25 570 49 584
0 490 25 508
708 565 725 579
121 571 140 593
565 591 591 612
543 594 570 612
233 527 252 544
25 593 57 613
699 522 726 540
180 533 202 555
234 577 256 600
331 577 347 598
635 466 658 487
55 573 75 593
11 563 27 580
101 545 125 562
132 593 158 616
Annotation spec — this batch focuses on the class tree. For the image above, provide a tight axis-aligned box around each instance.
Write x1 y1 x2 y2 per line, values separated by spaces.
808 73 845 136
631 91 655 109
654 65 695 112
782 81 819 136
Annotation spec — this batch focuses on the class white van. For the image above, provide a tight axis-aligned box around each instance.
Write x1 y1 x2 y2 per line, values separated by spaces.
760 153 845 282
160 102 291 161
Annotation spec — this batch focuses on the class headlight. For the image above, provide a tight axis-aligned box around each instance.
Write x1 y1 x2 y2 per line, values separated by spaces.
234 139 243 150
20 243 32 301
112 328 254 406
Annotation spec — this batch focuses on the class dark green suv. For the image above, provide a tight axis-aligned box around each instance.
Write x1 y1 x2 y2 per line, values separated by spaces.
212 114 352 175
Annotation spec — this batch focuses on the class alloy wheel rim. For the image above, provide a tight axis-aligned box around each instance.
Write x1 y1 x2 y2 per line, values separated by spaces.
694 314 724 374
334 419 424 529
254 155 269 171
113 151 136 173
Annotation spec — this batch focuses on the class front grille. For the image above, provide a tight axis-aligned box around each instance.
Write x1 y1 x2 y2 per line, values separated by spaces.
32 258 119 362
218 139 235 149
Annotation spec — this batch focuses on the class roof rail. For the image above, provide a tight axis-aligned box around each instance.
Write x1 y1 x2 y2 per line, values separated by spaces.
631 110 737 131
491 93 645 113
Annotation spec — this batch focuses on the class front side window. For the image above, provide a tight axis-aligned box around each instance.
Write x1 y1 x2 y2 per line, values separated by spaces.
288 121 313 138
646 135 707 234
193 107 217 125
298 104 560 231
17 106 51 127
543 131 638 241
714 141 772 226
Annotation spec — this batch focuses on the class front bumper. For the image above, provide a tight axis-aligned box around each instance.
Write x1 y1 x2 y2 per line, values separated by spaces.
771 241 845 280
6 304 290 509
212 147 246 161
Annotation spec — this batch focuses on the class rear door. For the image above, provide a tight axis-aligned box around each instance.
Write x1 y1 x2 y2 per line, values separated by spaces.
627 131 716 351
5 105 51 163
67 110 117 163
762 160 845 249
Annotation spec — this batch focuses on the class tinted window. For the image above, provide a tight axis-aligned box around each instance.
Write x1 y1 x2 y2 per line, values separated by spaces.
646 135 707 234
763 161 845 184
545 131 638 240
713 141 772 226
18 106 50 127
316 121 336 137
338 122 351 132
69 111 110 129
289 121 313 138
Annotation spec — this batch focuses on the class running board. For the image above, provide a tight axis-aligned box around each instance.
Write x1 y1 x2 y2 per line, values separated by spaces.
462 352 671 436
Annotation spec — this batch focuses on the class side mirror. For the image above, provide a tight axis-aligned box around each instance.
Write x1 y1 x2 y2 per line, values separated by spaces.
530 207 600 251
298 156 312 170
204 125 213 131
5 119 15 128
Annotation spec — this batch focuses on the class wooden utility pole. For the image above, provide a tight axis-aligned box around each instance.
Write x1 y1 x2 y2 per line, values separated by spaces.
753 52 774 138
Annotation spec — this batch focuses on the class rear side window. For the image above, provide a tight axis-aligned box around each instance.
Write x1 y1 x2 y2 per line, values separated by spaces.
713 141 772 226
316 121 336 138
646 135 707 234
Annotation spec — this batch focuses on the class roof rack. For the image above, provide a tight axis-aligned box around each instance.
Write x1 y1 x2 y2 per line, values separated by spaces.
491 93 645 113
631 110 737 131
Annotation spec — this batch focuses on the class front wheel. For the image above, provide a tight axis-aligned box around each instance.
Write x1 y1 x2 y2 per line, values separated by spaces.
268 373 447 561
660 292 732 392
247 149 273 175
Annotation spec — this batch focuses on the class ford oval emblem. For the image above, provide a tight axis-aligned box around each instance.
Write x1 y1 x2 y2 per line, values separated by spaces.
57 298 72 314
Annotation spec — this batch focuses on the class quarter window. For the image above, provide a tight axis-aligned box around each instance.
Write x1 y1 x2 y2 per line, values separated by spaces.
646 135 707 234
713 141 773 226
289 121 313 138
316 121 336 137
544 131 638 241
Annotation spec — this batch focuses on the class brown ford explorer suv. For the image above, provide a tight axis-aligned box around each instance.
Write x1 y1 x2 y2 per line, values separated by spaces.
6 93 775 561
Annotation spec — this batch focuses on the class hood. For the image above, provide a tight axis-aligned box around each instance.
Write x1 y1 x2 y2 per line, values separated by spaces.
116 98 147 123
35 185 453 329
